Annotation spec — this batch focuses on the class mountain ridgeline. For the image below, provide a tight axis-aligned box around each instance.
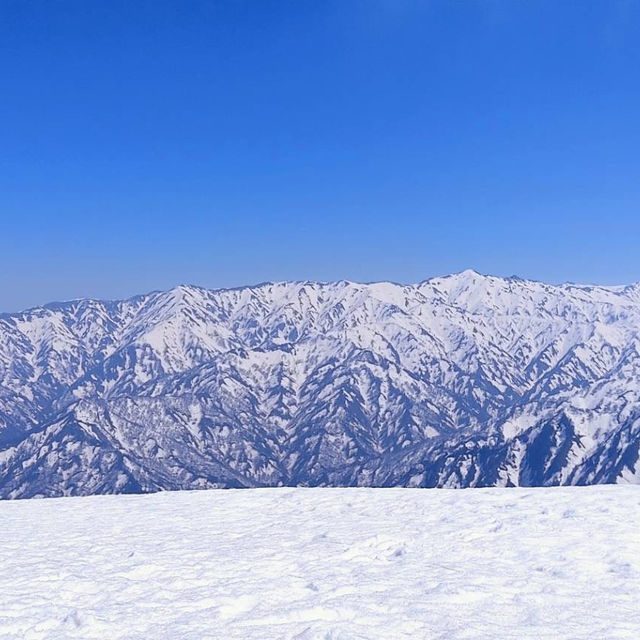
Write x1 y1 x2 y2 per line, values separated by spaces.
1 271 640 498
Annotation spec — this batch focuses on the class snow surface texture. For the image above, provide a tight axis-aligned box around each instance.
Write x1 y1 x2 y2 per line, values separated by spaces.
1 486 638 639
1 271 640 498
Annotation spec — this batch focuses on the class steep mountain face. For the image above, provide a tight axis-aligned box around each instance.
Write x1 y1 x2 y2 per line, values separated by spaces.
1 271 639 498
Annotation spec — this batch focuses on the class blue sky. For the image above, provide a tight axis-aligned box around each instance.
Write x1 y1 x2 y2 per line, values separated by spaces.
1 1 639 311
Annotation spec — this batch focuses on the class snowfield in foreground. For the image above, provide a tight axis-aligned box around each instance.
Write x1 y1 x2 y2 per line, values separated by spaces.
1 487 639 639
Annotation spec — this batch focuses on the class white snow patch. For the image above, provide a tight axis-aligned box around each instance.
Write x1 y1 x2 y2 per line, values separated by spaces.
1 486 639 639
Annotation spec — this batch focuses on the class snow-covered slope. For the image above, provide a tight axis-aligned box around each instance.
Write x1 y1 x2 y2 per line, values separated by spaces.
1 271 640 498
1 486 638 639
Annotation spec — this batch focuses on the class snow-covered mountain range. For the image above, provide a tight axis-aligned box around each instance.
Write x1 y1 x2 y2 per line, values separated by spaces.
1 270 639 498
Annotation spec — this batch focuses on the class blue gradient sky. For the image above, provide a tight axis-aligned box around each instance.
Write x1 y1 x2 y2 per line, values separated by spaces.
1 1 639 311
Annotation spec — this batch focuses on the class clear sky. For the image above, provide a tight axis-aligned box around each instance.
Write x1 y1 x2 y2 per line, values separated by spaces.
1 1 639 312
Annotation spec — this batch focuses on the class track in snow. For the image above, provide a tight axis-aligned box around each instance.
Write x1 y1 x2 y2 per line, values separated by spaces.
1 486 639 639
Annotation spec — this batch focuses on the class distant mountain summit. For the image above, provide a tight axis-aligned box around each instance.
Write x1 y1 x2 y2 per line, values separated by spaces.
1 272 639 498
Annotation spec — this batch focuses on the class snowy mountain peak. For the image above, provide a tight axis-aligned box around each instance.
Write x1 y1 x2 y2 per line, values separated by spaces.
1 272 640 498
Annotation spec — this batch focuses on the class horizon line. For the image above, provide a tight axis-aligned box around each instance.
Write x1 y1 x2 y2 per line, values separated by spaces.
3 269 639 316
